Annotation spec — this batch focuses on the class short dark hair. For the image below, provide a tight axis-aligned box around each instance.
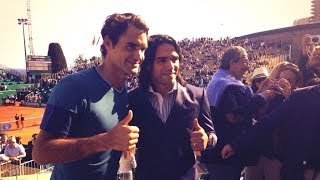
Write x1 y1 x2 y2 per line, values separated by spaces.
138 34 186 91
220 46 247 70
100 13 149 57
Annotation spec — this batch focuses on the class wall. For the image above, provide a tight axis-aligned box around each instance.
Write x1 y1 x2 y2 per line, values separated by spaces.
235 23 320 64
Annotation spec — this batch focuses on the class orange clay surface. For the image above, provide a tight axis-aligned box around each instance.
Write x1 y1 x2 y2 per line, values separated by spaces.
0 103 44 144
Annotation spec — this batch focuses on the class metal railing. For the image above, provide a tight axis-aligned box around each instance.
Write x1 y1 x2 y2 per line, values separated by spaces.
0 159 53 179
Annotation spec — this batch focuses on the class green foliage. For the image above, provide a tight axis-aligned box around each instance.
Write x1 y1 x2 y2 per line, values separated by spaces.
74 54 88 65
47 43 67 73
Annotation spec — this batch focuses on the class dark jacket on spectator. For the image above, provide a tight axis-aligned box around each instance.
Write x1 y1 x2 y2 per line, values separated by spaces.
202 85 266 166
298 54 320 86
231 84 320 180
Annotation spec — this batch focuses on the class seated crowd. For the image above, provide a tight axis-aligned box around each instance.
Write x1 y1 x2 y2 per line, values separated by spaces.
27 36 288 101
0 133 38 164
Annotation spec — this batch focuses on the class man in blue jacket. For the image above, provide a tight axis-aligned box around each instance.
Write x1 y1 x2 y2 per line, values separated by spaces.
204 46 278 180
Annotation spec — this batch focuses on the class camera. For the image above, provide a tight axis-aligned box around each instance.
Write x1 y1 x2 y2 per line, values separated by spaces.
267 80 281 89
309 35 320 45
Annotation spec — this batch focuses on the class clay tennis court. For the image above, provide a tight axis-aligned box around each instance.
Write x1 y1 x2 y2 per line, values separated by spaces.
0 103 44 144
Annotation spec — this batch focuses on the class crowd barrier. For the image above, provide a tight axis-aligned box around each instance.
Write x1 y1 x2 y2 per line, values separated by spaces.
0 159 53 178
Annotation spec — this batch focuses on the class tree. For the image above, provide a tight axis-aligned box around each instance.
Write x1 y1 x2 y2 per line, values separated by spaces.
47 43 67 74
74 54 88 66
89 56 101 66
72 54 89 71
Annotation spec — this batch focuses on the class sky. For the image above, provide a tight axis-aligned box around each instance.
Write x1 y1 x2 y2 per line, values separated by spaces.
0 0 311 69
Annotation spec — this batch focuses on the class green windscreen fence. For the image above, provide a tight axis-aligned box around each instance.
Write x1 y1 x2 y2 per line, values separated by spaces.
0 90 16 105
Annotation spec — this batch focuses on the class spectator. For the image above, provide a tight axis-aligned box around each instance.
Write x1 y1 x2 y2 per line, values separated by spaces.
221 84 320 180
0 136 26 163
203 46 278 180
16 136 22 145
250 67 269 93
24 133 38 162
298 34 320 86
27 133 38 147
244 61 301 180
0 133 8 153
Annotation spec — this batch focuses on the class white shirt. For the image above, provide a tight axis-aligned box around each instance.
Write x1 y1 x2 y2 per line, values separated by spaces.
4 143 26 157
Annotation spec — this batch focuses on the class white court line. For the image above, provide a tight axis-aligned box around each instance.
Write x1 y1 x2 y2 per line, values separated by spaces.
1 116 43 124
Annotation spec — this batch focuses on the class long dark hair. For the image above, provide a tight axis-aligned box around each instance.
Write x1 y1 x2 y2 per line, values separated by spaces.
138 34 186 91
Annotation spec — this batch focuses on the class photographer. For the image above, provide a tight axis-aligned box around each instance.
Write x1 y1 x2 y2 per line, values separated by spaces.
242 61 303 180
298 34 320 86
222 83 320 180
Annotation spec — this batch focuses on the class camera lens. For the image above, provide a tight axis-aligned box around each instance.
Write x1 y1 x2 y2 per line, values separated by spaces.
312 36 319 43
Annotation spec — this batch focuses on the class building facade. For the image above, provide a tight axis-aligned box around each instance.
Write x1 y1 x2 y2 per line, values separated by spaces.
311 0 320 23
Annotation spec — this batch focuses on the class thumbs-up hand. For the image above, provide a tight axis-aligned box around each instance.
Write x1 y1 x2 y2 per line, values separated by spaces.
190 118 208 151
118 110 134 126
104 110 139 152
